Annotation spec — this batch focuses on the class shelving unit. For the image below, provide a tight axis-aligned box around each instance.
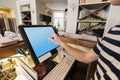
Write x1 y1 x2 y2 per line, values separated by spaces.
20 4 32 25
17 0 48 26
76 1 110 37
8 18 17 32
0 18 7 36
0 18 17 35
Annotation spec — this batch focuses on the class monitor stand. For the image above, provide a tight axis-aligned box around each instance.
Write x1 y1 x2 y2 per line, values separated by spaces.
42 49 58 73
34 49 58 79
50 48 58 60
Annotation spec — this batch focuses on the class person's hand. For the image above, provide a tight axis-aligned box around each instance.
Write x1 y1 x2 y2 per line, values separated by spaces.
49 34 63 45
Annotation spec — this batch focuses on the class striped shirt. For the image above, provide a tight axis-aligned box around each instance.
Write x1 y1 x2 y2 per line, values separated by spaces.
93 25 120 80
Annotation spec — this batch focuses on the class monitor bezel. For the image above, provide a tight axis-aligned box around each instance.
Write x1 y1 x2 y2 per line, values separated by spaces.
19 25 59 66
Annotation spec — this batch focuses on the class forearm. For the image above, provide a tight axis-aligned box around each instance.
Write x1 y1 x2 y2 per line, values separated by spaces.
50 34 98 63
60 42 90 63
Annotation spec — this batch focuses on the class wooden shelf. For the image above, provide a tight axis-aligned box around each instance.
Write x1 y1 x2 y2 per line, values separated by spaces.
21 9 31 12
79 1 110 8
22 20 31 22
79 5 109 20
76 1 111 37
77 20 106 23
20 4 32 25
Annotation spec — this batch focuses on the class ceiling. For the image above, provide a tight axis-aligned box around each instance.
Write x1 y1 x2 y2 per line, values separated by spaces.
39 0 68 10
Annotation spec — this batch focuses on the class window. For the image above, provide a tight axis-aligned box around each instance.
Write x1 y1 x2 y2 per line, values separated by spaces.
53 11 64 31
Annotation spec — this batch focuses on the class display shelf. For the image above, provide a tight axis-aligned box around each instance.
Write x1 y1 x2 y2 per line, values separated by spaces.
20 4 32 25
77 20 106 23
17 0 48 26
76 1 110 37
79 1 110 9
20 4 30 11
79 3 110 20
21 9 31 12
22 11 31 20
22 20 31 22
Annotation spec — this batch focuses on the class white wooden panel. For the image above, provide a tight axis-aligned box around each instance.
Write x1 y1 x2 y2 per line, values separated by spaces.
66 0 79 33
104 5 120 35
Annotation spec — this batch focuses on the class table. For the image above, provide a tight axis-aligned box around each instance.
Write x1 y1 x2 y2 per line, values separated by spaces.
0 36 96 59
0 42 26 59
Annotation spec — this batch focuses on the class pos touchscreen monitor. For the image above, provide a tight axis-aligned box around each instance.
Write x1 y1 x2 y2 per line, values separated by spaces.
19 25 59 65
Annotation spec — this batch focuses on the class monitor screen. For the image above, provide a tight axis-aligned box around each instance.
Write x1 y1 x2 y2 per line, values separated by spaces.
19 25 59 65
24 27 59 57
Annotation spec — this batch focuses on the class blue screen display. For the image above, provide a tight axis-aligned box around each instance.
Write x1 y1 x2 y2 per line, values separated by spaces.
24 27 59 58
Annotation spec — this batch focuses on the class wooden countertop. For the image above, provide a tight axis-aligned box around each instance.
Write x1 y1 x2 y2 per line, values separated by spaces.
0 37 97 60
60 36 97 48
0 42 26 59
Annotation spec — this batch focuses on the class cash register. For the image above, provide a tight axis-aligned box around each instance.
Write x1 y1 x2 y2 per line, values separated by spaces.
19 25 75 80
